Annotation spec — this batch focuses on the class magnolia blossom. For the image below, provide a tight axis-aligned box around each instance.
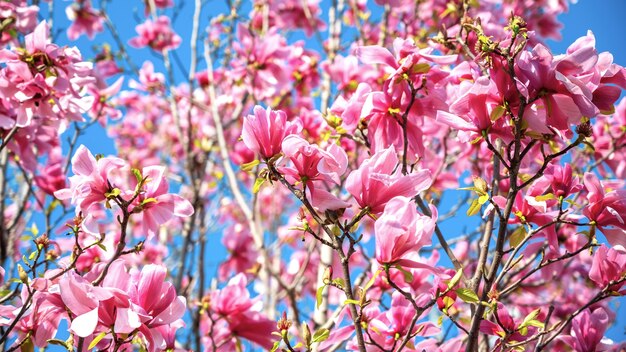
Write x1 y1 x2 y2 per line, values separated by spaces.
280 135 349 211
374 196 437 269
129 16 181 52
560 308 614 352
241 105 301 160
130 166 194 235
589 245 626 292
54 144 126 215
203 273 275 350
346 147 432 215
65 0 104 40
583 172 626 247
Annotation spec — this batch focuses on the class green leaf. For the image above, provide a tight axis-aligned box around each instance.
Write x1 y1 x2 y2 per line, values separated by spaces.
344 299 360 305
490 105 506 121
363 269 381 292
312 328 330 343
270 341 280 352
478 194 489 205
253 177 266 193
88 331 107 350
316 285 325 309
332 278 345 288
132 168 143 183
467 198 482 217
104 188 121 199
520 308 542 329
509 226 527 248
448 268 464 290
141 197 158 205
535 193 555 202
394 265 413 283
455 288 479 303
241 159 260 172
27 251 36 261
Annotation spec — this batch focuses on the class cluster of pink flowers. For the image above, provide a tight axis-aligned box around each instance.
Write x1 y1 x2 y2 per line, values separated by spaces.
55 144 193 236
0 260 185 351
1 0 626 351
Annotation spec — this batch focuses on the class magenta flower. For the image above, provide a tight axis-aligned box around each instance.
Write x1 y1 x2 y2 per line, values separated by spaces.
65 0 104 40
54 144 126 215
208 274 275 349
241 105 301 160
582 172 626 247
374 196 437 269
280 135 350 211
345 147 432 215
59 268 135 338
131 166 194 236
130 264 187 350
546 163 583 198
479 303 527 350
129 16 181 52
589 244 626 292
560 308 613 352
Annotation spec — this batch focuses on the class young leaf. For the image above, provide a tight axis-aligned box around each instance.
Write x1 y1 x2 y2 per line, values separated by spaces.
509 226 527 248
467 198 482 217
455 288 479 303
253 177 266 193
88 331 107 350
316 285 325 309
312 328 330 343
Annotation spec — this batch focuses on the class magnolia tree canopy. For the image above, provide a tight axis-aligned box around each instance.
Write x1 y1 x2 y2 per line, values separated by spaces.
0 0 625 351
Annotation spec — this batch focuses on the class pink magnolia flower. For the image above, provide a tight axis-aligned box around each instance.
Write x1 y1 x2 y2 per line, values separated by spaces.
582 172 626 247
58 265 135 338
129 264 187 350
65 0 104 40
560 308 613 352
436 76 509 143
479 303 528 351
589 244 626 292
375 196 437 269
280 135 350 211
345 147 432 215
0 20 95 127
368 292 439 349
232 25 292 100
241 105 301 160
207 273 275 350
356 38 457 89
129 16 181 52
130 166 194 236
54 144 126 215
545 163 583 198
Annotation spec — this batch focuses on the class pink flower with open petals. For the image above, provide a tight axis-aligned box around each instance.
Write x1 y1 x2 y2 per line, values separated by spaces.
54 144 126 215
345 147 432 215
582 172 626 247
560 308 613 352
206 273 275 350
130 264 187 350
129 16 181 52
374 196 437 269
241 105 301 160
131 166 194 236
65 0 104 40
279 135 350 211
589 244 626 292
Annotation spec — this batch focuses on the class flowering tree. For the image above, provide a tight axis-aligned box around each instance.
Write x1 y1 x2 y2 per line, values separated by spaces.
0 0 625 351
